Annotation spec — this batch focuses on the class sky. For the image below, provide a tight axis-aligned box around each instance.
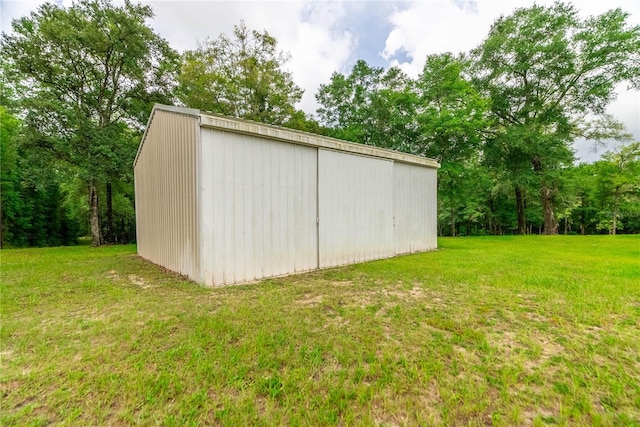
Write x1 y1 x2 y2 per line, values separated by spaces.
1 0 639 162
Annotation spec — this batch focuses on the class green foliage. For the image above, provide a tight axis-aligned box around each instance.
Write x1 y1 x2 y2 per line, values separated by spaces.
0 55 23 110
413 54 491 236
413 53 489 163
593 143 640 234
437 158 493 236
472 1 640 234
1 107 80 247
316 56 491 236
316 60 418 150
2 0 639 242
99 180 137 243
566 163 600 234
177 21 309 128
1 106 27 246
1 0 179 245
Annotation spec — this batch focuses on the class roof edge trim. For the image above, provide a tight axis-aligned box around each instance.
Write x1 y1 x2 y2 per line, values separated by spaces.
198 112 440 169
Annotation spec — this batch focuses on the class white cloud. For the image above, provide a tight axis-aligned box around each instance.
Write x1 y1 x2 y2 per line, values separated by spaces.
382 0 640 75
382 0 486 76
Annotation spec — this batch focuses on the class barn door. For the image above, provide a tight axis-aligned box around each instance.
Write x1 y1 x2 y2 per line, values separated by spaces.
317 149 394 268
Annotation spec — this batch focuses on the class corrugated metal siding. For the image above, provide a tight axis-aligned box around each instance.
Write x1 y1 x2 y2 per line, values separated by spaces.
393 162 438 254
318 149 394 268
200 129 318 286
134 110 200 280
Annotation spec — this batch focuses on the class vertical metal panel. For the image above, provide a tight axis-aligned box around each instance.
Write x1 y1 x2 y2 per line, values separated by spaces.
134 110 200 280
200 128 318 286
318 149 394 268
393 162 438 254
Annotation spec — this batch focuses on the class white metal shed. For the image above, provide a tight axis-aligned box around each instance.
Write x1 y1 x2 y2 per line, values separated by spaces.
134 104 440 286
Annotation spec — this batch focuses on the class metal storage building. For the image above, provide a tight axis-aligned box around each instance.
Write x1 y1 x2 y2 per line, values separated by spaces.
134 104 440 286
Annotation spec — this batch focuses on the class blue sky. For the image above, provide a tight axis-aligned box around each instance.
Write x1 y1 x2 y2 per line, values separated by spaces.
330 1 411 69
2 0 639 161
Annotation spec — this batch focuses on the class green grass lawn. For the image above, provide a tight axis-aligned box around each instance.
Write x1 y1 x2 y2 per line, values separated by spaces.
1 236 639 426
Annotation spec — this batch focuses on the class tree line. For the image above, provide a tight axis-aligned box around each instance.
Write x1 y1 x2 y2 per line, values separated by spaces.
1 0 639 247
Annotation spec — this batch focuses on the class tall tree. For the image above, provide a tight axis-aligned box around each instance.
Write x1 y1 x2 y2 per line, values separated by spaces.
2 0 179 246
472 2 640 234
316 59 417 151
178 21 306 127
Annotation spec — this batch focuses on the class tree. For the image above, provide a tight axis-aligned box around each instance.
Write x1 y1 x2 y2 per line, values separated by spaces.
0 106 25 246
566 163 598 235
178 21 306 127
593 143 640 234
437 156 494 236
2 0 179 246
472 2 640 234
1 106 80 247
411 54 490 235
413 53 489 163
316 59 418 151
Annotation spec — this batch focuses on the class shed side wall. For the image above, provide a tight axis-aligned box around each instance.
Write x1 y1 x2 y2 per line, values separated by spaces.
318 149 395 268
200 129 318 286
134 110 200 280
393 162 438 253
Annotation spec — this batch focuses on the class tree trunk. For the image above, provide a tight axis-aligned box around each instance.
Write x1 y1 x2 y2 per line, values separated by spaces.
106 182 113 244
0 203 3 249
612 194 618 235
488 198 495 235
541 185 558 235
580 195 586 235
515 186 526 234
450 207 456 237
89 181 101 246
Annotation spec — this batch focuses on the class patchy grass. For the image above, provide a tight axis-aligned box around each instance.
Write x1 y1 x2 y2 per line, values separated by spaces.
1 236 639 426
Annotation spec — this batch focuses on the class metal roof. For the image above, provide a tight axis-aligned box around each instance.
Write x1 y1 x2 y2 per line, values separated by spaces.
135 104 441 169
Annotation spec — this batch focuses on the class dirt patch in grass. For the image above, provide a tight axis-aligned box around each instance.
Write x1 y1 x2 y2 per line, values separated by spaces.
323 315 349 329
523 311 548 322
106 269 152 289
106 270 120 281
128 274 151 289
370 396 409 427
379 286 426 301
331 280 353 287
522 407 558 425
0 349 14 362
0 380 23 395
296 294 324 307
